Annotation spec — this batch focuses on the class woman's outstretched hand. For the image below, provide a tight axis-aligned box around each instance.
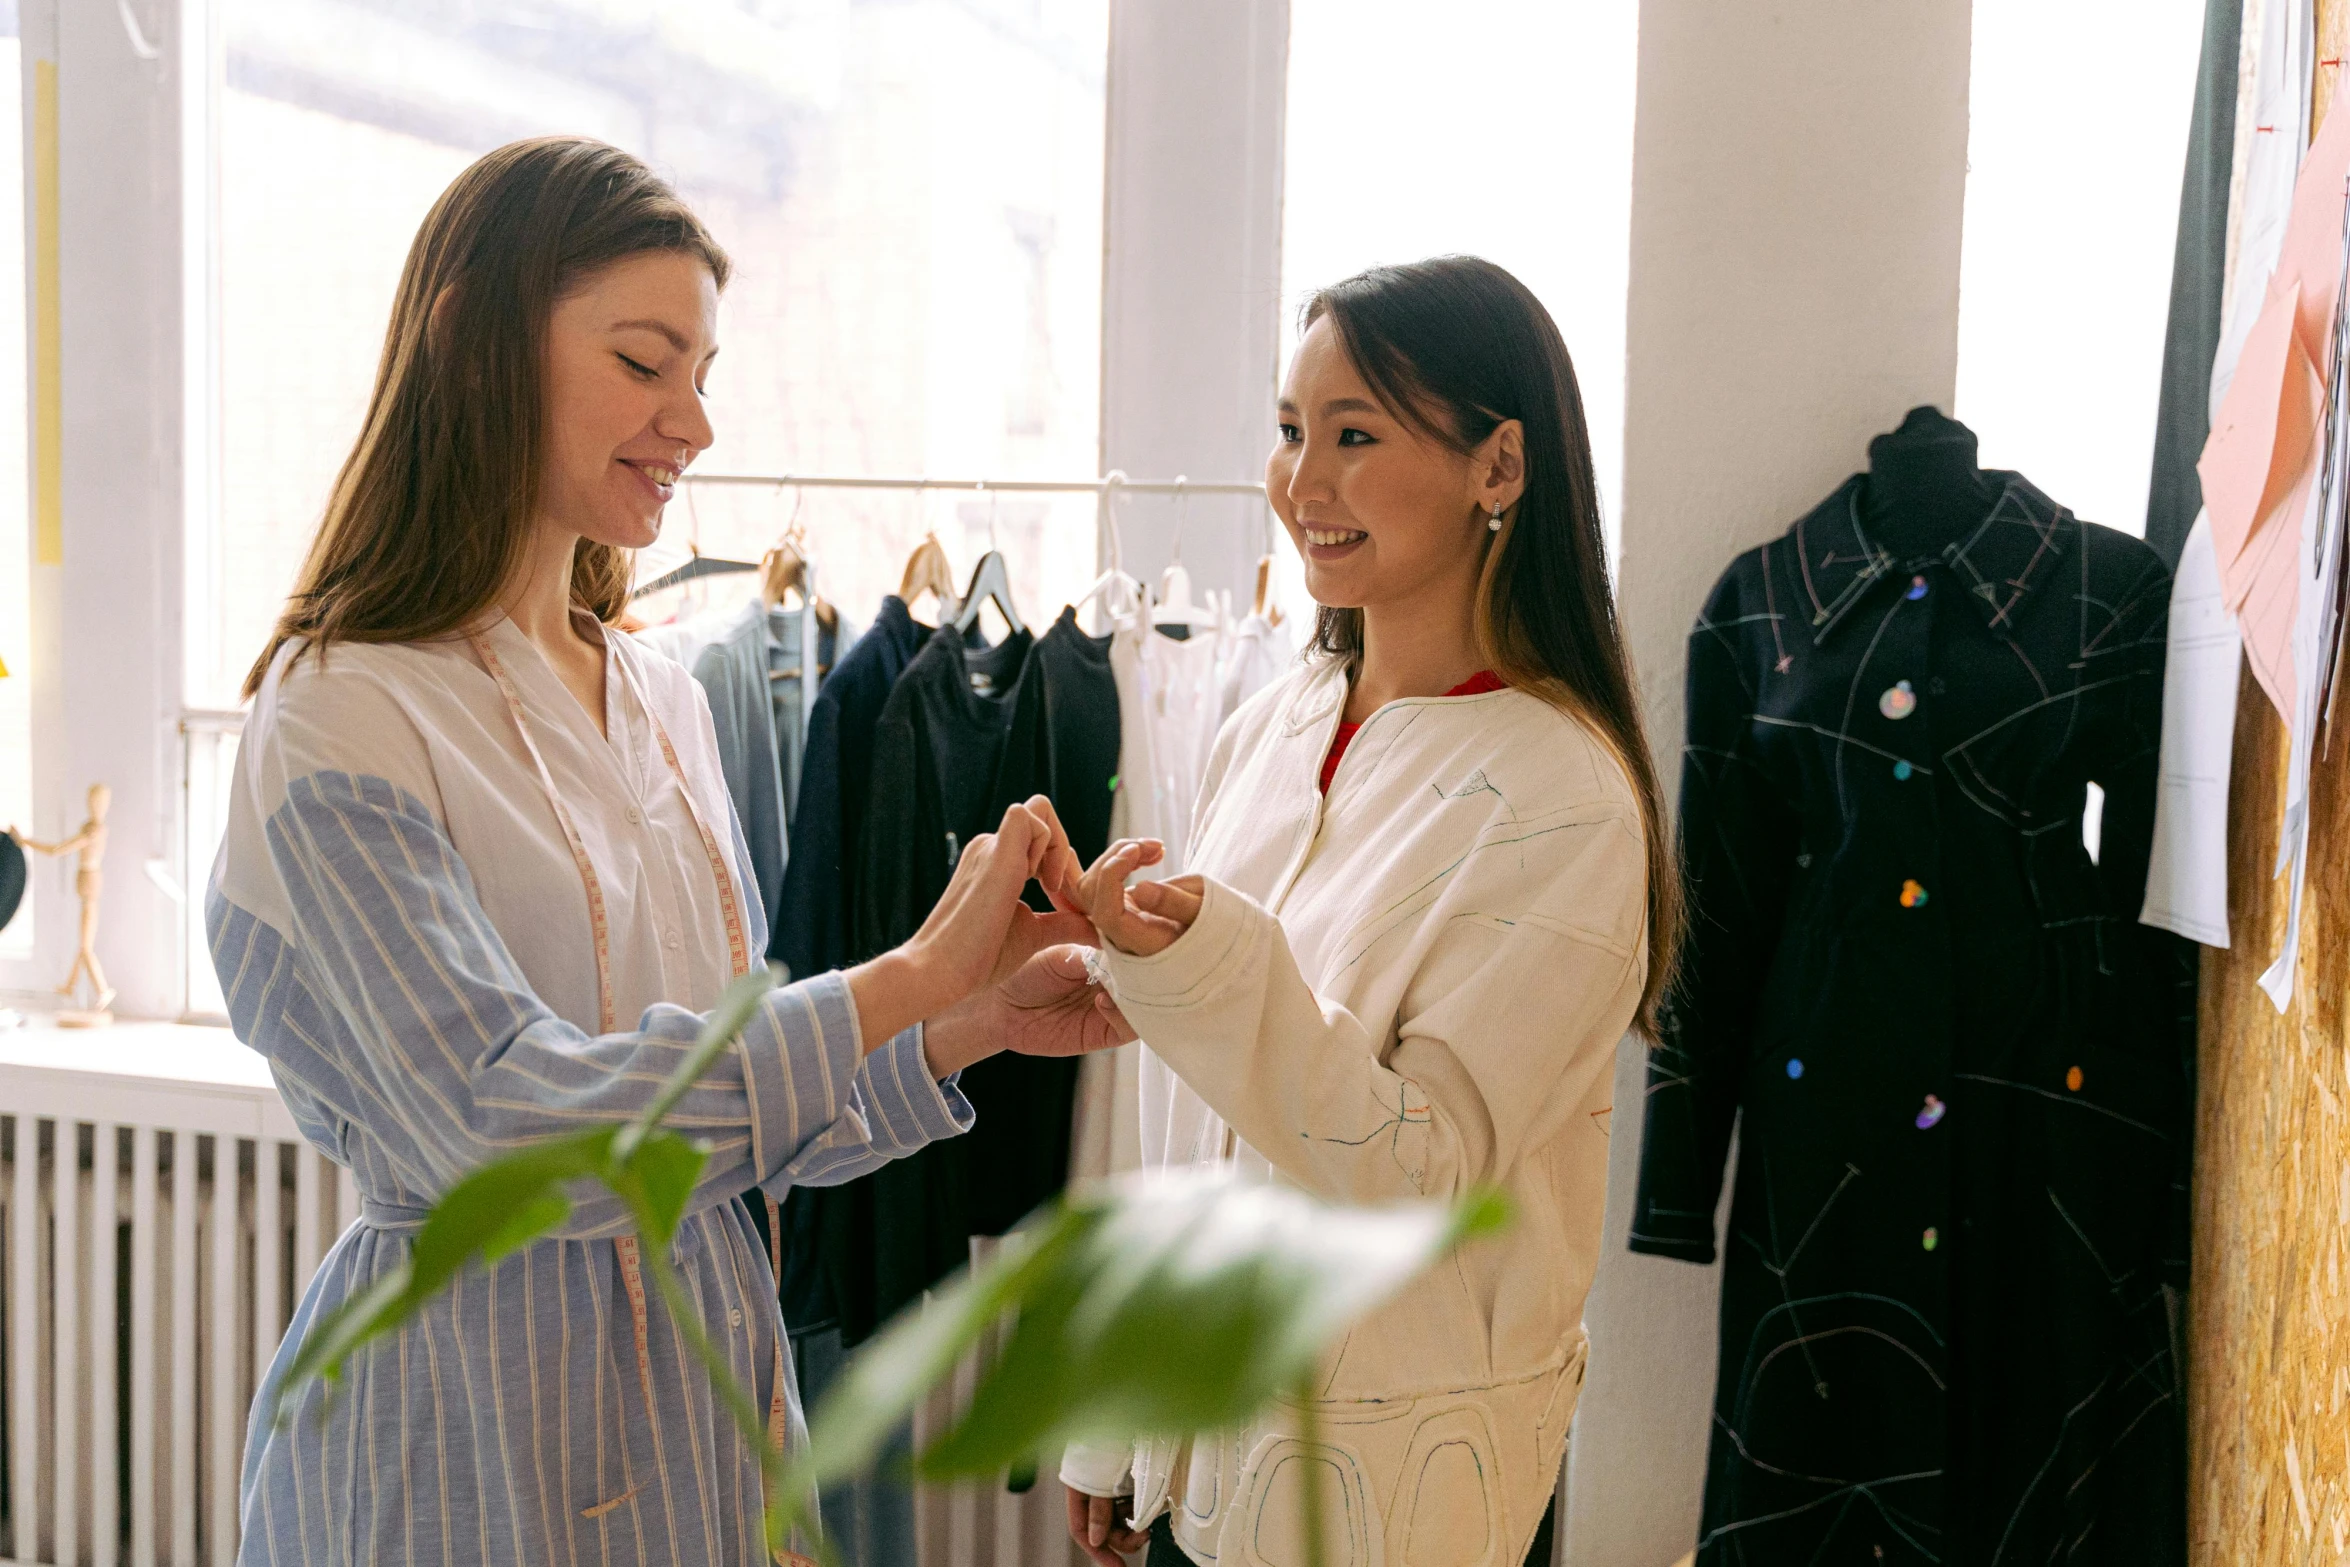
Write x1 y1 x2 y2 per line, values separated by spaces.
1072 839 1204 957
922 945 1138 1076
995 945 1135 1057
848 797 1092 1048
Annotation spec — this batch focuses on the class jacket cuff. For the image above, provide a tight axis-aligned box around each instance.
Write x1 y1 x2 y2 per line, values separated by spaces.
1096 875 1259 1009
853 1023 977 1155
742 970 868 1183
1626 1231 1717 1265
1059 1440 1134 1497
1627 1196 1718 1265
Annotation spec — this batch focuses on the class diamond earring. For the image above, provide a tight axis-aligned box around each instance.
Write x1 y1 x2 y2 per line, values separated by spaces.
1487 504 1505 533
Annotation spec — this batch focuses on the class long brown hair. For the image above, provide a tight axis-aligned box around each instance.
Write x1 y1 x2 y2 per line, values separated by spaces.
243 136 731 697
1301 257 1681 1035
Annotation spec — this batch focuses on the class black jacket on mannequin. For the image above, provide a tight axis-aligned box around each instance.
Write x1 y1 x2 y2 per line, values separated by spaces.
1633 414 2194 1564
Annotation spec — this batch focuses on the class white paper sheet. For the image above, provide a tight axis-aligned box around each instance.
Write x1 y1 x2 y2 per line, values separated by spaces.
2256 425 2344 1008
2142 513 2243 945
2257 212 2350 1011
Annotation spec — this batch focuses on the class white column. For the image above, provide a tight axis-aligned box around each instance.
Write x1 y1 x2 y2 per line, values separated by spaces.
6 0 199 1018
1097 0 1288 602
1566 4 1974 1563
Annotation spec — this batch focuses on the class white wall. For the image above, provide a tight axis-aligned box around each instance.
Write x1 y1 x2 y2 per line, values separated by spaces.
1567 4 1976 1563
3 0 198 1021
1097 0 1289 606
1955 0 2206 534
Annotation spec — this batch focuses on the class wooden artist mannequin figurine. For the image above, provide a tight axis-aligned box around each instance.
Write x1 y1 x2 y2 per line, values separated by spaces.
10 782 113 1023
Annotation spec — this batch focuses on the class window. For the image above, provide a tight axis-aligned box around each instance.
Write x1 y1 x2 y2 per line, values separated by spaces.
0 10 32 962
185 0 1111 1008
1956 0 2206 532
193 0 1111 708
1280 0 1639 559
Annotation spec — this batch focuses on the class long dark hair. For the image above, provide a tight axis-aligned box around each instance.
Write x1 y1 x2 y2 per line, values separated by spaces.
1302 257 1680 1034
244 136 731 697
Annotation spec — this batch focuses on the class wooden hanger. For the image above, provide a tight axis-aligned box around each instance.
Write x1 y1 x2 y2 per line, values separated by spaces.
1252 553 1284 626
759 540 806 608
900 532 960 622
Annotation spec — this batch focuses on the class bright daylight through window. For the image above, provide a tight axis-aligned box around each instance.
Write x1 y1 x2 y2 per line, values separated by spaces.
1281 0 1637 564
186 0 1109 1010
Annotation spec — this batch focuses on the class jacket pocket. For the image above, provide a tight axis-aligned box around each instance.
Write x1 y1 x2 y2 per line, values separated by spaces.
1224 1431 1377 1567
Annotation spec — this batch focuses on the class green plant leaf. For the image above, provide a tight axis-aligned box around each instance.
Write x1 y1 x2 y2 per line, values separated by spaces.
800 1172 1510 1488
614 1129 710 1249
794 1217 1072 1494
274 1127 613 1415
614 966 780 1163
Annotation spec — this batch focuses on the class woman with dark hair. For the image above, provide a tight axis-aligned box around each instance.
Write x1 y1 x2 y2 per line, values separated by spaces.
1058 257 1675 1567
210 137 1117 1564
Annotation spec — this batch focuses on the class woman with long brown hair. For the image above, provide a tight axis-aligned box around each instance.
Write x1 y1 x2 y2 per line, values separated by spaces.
1057 257 1676 1567
209 137 1116 1564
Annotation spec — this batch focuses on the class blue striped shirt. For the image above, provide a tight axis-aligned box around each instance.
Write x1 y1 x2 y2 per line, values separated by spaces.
211 634 973 1567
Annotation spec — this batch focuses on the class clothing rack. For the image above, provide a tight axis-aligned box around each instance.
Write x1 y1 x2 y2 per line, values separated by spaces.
679 471 1266 497
673 469 1279 619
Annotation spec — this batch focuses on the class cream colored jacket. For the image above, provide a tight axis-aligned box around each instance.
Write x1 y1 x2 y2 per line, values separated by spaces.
1060 658 1646 1567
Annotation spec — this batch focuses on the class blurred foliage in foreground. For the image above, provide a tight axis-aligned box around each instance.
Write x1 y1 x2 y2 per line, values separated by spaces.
272 966 1510 1564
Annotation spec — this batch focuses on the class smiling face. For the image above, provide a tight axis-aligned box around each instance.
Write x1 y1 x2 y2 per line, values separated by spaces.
535 249 720 551
1266 315 1520 618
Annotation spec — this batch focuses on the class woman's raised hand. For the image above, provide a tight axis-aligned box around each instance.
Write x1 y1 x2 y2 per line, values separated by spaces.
1072 839 1205 957
850 797 1094 1047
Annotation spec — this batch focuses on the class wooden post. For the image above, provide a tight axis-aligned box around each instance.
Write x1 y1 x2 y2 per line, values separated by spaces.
2188 2 2350 1556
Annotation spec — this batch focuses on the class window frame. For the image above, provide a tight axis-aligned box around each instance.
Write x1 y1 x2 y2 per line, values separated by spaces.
6 0 1290 1023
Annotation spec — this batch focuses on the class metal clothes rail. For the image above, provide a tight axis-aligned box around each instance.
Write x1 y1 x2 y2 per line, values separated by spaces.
677 470 1266 497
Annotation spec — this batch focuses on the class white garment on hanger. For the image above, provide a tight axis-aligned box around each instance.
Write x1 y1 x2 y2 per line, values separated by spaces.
634 602 740 670
1109 619 1224 875
1215 610 1295 726
1079 612 1228 1184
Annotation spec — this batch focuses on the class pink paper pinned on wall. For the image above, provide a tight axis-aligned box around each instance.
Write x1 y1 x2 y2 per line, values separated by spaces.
2203 278 2320 581
2197 69 2350 724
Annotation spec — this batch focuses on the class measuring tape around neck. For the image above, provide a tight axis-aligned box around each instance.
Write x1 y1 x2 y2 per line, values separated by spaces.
467 625 805 1559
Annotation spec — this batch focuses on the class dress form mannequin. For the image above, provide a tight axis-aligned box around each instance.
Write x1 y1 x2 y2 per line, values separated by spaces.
1859 405 2002 560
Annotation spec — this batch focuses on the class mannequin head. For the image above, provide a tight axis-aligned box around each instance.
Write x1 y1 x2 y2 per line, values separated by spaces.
1860 406 1997 558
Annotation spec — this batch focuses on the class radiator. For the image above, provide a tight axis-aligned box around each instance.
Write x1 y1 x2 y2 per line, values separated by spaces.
0 1026 1089 1567
0 1022 345 1567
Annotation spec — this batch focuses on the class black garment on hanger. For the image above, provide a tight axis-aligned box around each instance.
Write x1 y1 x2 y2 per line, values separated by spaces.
2145 0 2245 567
822 607 1116 1343
758 595 936 1337
775 595 934 983
1633 471 2193 1564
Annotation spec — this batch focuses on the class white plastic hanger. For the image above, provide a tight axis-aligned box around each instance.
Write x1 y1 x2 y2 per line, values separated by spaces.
1154 477 1217 630
1079 470 1146 629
